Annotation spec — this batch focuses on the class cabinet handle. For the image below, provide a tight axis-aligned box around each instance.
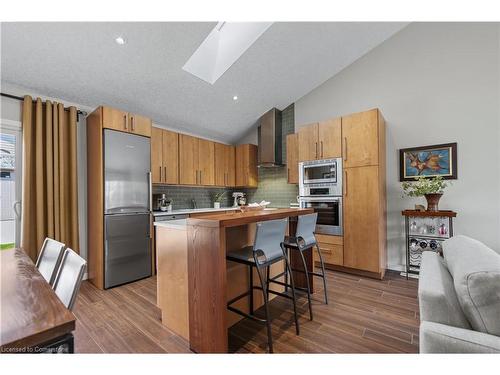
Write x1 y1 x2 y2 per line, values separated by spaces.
164 166 167 183
131 116 135 131
287 168 290 182
315 142 318 159
343 137 347 161
199 170 202 185
321 141 324 158
344 170 348 196
159 166 162 182
123 114 127 130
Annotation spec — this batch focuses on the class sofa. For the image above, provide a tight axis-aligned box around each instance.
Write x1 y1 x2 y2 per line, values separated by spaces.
418 235 500 353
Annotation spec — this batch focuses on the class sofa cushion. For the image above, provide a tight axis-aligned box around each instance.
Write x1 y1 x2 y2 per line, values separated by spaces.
443 235 500 336
418 251 470 329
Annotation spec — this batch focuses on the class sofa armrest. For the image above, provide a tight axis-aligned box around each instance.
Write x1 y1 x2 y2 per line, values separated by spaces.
420 321 500 353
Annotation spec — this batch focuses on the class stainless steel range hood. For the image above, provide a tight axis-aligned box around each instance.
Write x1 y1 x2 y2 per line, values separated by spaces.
257 108 283 167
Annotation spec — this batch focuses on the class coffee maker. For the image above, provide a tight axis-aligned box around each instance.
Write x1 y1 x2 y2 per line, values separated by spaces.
232 192 246 207
152 193 171 212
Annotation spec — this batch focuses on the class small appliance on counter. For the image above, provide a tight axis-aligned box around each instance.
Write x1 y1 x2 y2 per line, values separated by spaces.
232 192 247 207
152 193 172 212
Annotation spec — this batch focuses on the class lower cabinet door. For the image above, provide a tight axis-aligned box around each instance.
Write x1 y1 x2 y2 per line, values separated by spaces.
343 166 381 273
314 234 343 266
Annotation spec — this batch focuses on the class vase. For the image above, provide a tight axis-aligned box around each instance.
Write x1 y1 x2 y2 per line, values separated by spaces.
214 202 221 209
424 193 442 212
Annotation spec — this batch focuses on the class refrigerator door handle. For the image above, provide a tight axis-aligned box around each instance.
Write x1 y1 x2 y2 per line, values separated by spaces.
148 171 152 211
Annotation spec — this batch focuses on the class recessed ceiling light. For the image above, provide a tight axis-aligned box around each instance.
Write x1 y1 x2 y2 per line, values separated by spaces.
233 95 238 101
115 36 126 45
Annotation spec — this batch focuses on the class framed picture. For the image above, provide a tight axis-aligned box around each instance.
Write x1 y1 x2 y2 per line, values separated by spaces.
399 142 457 181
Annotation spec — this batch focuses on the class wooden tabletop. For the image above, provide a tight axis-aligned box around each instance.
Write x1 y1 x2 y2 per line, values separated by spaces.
402 209 457 217
0 248 76 351
187 208 314 228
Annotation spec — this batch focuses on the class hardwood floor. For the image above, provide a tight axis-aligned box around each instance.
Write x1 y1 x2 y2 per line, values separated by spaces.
73 270 419 353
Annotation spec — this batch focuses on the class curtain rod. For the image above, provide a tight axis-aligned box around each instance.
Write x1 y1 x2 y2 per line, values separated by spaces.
1 92 88 119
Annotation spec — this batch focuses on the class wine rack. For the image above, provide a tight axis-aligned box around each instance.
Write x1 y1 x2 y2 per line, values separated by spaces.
402 210 457 279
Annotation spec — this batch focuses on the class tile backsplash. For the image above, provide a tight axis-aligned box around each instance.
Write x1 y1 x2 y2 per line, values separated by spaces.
244 167 298 208
152 185 234 210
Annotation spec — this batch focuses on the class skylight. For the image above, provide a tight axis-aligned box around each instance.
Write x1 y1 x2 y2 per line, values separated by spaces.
182 22 273 85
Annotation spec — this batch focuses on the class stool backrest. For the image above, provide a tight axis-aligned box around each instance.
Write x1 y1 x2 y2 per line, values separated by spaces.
35 237 66 286
52 248 87 310
253 218 288 264
296 213 318 249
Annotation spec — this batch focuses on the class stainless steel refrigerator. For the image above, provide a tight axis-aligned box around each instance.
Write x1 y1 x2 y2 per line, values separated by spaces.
103 129 152 289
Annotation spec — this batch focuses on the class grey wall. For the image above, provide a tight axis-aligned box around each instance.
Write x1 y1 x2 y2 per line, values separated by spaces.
294 23 500 270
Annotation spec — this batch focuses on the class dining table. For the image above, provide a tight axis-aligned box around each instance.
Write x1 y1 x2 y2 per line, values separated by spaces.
0 247 76 353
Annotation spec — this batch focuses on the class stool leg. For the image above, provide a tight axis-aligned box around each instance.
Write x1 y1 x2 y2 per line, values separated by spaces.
249 265 254 314
266 266 270 301
255 263 273 353
298 248 313 321
315 243 329 304
284 248 289 293
282 244 300 336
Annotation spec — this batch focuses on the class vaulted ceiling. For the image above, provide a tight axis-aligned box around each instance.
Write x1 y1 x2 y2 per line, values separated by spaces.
1 22 407 143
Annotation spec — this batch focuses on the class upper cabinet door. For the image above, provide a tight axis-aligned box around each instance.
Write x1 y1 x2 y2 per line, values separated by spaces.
102 106 128 132
151 127 163 183
235 144 258 188
179 134 198 185
298 123 319 161
129 114 152 137
226 145 236 187
162 130 179 184
318 118 342 159
286 133 299 184
342 109 379 168
197 139 215 186
214 143 227 186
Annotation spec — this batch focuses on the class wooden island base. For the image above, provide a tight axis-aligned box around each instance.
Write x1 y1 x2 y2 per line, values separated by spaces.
155 208 313 353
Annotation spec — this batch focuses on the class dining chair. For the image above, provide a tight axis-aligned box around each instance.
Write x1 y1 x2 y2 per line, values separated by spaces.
52 248 87 311
35 238 66 286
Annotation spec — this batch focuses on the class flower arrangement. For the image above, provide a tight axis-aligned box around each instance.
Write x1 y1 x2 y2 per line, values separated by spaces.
212 191 227 203
402 176 449 197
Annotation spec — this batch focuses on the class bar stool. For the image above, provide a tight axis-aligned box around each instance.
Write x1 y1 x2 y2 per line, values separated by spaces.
279 213 329 321
226 218 300 353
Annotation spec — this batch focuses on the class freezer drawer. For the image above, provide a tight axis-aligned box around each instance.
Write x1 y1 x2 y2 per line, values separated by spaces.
104 213 151 289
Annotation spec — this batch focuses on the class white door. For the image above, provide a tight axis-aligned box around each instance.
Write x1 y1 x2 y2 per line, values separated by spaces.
0 121 22 249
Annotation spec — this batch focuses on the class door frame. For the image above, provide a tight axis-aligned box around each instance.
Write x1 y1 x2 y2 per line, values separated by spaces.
0 119 22 247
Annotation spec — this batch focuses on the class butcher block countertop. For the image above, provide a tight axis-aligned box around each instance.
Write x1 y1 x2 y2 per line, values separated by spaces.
187 208 313 228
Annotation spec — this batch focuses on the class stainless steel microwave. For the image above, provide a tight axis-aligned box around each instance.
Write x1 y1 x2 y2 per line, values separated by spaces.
299 158 342 197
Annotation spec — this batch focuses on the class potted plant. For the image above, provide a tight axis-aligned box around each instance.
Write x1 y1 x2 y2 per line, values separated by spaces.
402 176 450 211
212 191 226 209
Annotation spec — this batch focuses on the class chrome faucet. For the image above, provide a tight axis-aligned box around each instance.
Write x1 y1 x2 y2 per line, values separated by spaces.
191 199 197 209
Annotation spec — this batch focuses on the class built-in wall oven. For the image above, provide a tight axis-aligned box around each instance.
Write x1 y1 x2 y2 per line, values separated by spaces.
299 158 343 236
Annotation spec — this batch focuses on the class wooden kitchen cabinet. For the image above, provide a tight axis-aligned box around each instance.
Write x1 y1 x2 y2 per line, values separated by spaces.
152 127 179 184
343 166 382 273
162 130 179 184
179 134 214 186
342 109 379 168
198 138 215 186
129 113 152 137
101 106 152 137
314 234 343 266
179 134 199 185
318 118 342 159
215 143 235 187
298 123 318 161
102 106 128 132
342 108 386 278
298 118 341 161
235 144 258 188
286 133 299 184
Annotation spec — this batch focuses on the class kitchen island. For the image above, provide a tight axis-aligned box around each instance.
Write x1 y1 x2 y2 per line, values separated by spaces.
155 208 313 353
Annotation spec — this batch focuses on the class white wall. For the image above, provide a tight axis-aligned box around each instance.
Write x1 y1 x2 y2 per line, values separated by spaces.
294 23 500 270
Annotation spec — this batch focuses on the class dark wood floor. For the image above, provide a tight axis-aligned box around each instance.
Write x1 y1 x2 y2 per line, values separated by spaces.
73 269 420 353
